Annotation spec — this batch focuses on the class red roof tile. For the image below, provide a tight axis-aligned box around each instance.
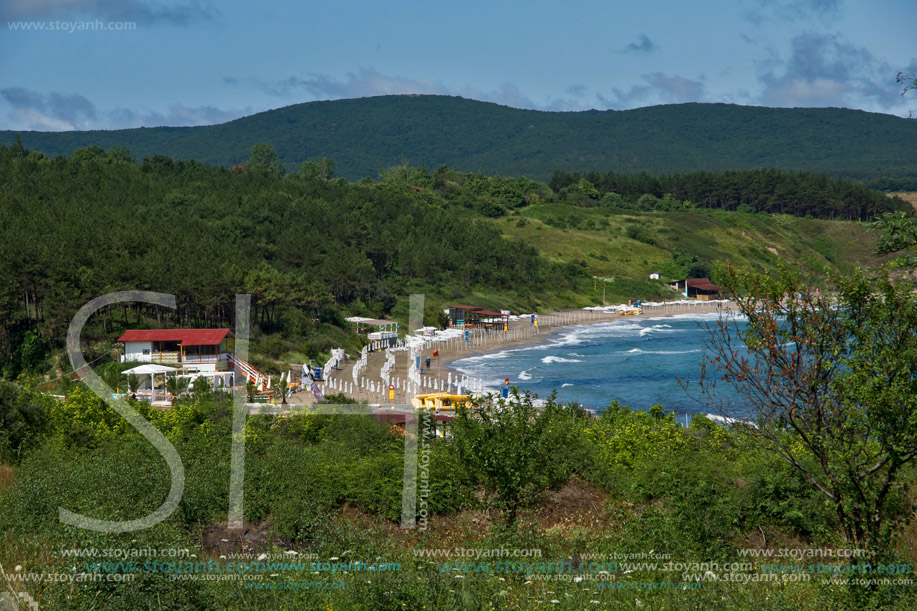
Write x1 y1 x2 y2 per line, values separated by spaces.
117 329 231 346
685 278 723 291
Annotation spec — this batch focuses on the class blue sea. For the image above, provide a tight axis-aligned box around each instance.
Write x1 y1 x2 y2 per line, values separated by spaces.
449 313 750 419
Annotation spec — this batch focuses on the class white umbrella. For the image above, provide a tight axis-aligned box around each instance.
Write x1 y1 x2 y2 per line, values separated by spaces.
121 364 178 375
122 364 178 401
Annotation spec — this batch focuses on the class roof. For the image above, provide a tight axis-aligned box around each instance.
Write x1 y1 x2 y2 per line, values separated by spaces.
471 310 508 317
344 316 396 326
117 329 231 346
448 305 481 310
685 278 723 291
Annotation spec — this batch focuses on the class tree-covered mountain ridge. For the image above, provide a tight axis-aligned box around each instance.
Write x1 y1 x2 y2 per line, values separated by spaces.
4 95 917 184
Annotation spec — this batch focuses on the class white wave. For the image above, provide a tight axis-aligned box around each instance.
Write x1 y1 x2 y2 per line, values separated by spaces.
662 312 745 322
638 324 674 337
553 322 644 346
626 348 701 355
518 370 533 380
541 356 583 364
449 344 537 366
561 383 573 388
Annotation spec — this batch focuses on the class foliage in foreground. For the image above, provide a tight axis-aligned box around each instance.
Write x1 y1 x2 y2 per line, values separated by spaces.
702 264 917 561
0 381 914 609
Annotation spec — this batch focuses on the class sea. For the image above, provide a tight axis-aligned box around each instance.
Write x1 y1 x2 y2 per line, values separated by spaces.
449 313 751 420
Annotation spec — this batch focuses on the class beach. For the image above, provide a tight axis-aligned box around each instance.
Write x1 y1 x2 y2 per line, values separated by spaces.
292 301 736 406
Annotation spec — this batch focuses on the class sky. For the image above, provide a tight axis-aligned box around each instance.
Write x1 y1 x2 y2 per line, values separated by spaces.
1 0 915 131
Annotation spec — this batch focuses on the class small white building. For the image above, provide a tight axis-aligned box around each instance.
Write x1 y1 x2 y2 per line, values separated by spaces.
118 329 237 398
649 272 661 280
345 317 399 350
118 328 233 372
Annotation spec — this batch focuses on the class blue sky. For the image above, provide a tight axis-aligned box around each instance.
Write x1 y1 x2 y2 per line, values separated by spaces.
1 0 915 130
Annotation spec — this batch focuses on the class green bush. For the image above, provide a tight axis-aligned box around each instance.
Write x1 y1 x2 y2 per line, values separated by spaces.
451 391 581 526
0 378 52 462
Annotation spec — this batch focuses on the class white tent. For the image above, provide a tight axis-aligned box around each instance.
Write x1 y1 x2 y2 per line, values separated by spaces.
122 364 178 403
122 364 178 375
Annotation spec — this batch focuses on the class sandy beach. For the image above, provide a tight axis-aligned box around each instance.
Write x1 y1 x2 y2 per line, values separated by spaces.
290 301 735 406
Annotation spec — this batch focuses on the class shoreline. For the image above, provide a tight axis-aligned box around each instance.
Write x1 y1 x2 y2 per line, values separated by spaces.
308 301 736 405
439 301 736 371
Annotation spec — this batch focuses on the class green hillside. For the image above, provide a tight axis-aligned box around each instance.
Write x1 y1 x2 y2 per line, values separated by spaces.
0 143 898 379
4 95 917 183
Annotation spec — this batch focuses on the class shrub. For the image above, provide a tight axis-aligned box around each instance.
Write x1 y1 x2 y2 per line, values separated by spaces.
0 378 52 462
451 390 580 526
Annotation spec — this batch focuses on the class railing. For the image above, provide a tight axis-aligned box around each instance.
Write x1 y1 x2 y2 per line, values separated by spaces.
368 331 398 341
227 353 269 392
150 351 180 364
121 352 229 366
180 354 228 364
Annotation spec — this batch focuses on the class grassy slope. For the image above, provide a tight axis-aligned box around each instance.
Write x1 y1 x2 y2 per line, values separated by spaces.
891 191 917 209
490 205 887 303
369 204 889 317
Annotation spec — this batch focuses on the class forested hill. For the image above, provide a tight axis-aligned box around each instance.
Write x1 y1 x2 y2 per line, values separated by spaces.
0 143 901 376
4 95 917 183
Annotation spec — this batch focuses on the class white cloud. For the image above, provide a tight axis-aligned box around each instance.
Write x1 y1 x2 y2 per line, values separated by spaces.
1 87 96 129
0 86 247 130
603 73 706 109
757 33 904 110
266 69 451 99
238 68 540 110
762 77 848 106
108 104 248 128
644 73 706 102
8 108 77 131
0 0 218 26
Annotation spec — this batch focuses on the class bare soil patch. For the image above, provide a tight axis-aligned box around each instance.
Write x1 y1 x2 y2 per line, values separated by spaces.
0 464 13 497
201 520 285 556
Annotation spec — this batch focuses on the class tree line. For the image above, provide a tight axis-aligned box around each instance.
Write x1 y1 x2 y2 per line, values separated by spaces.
0 143 584 377
549 168 910 220
2 138 905 377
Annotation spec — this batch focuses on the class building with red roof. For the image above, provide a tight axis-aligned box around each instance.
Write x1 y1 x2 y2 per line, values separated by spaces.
118 328 233 371
671 278 724 300
447 305 481 329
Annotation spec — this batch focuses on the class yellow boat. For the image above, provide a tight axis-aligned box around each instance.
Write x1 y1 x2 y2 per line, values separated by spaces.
411 392 472 411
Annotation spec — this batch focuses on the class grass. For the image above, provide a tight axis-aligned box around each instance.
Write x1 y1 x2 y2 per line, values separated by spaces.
494 206 887 285
2 392 916 610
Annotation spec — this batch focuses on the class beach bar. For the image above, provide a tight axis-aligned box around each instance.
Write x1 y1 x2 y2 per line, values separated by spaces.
466 309 510 331
345 316 399 350
447 305 480 329
671 278 724 300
